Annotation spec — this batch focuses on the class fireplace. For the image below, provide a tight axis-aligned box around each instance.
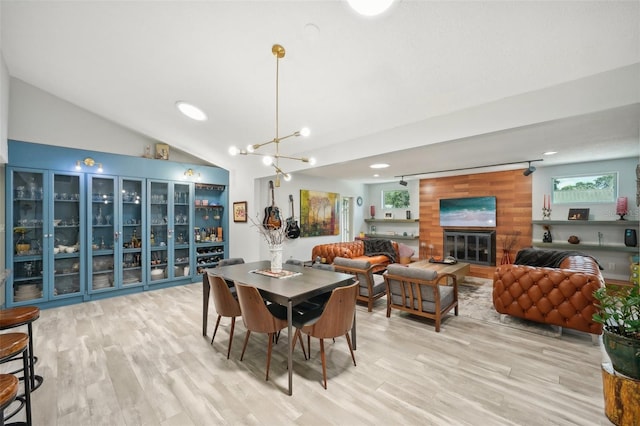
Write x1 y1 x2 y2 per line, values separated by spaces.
443 229 496 266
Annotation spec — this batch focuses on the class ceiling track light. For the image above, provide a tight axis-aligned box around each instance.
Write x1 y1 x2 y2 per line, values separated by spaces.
523 161 537 176
395 159 543 179
399 176 408 186
228 44 315 186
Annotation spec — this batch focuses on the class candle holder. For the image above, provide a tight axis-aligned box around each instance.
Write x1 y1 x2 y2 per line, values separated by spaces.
542 207 551 220
618 212 627 221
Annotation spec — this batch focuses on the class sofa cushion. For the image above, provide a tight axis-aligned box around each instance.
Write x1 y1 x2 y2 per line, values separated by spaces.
514 248 603 270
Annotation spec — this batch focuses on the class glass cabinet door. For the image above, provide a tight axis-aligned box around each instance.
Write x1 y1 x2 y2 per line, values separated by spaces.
52 173 83 297
89 176 116 291
10 170 46 303
148 181 169 283
120 179 144 286
172 183 191 279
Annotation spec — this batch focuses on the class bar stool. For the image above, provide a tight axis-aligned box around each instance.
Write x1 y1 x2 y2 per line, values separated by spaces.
0 307 43 392
0 332 32 426
1 374 19 426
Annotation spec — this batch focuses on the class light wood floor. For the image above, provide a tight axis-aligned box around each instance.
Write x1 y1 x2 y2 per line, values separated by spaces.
4 282 611 425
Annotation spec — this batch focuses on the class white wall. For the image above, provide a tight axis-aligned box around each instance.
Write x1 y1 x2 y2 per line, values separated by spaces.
251 174 366 263
532 157 639 281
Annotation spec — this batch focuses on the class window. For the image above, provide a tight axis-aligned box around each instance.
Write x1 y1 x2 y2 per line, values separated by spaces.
382 189 410 208
552 172 618 204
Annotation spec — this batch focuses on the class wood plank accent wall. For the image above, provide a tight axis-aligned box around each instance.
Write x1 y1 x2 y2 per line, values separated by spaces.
419 170 532 279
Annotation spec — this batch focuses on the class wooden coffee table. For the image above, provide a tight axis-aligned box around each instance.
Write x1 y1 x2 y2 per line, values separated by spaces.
408 260 470 284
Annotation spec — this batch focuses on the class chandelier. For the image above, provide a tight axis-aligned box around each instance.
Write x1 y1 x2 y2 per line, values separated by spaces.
228 44 315 186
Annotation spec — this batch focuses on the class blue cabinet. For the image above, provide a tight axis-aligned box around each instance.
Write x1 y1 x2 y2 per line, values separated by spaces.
5 140 229 309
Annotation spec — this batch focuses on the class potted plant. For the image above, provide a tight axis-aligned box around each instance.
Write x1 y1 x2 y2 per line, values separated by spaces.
593 285 640 379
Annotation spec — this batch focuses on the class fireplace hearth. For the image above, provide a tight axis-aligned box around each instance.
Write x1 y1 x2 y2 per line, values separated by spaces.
443 229 496 266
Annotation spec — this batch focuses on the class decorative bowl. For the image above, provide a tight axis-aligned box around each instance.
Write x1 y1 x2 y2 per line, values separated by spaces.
53 219 62 226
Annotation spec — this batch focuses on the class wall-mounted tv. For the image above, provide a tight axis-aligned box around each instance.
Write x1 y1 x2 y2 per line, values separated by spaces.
439 196 497 227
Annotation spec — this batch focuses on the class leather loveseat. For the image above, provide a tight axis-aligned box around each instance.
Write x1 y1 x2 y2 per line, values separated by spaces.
493 248 604 338
311 239 399 271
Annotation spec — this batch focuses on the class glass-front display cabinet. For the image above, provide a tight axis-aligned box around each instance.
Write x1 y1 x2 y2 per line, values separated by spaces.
88 175 116 292
120 178 145 286
147 180 193 284
52 173 83 298
9 170 46 304
7 168 85 306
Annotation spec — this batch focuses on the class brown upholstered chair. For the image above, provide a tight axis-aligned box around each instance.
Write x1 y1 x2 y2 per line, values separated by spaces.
206 272 242 359
235 282 302 381
383 264 458 332
333 257 386 312
293 282 358 389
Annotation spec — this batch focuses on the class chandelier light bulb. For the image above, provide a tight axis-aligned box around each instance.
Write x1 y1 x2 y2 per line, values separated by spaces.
299 127 311 137
246 144 255 153
228 146 240 156
283 173 292 182
262 156 274 166
308 157 317 166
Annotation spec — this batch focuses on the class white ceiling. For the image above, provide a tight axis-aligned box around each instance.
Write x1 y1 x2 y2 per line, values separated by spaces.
2 1 639 183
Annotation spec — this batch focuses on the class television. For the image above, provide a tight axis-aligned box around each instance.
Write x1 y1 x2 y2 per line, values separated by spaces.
439 196 496 227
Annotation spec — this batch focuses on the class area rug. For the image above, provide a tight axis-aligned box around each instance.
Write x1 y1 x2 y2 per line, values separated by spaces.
457 277 563 337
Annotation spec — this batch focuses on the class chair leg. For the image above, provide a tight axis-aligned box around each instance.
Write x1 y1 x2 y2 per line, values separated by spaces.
319 338 327 389
227 317 236 359
368 299 373 312
266 332 274 381
344 333 356 367
293 329 307 360
435 317 441 333
240 330 251 361
211 315 222 344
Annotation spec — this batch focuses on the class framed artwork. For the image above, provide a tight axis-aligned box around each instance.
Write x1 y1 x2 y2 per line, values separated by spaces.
299 189 340 237
568 208 589 220
233 201 247 222
384 212 394 219
155 143 170 160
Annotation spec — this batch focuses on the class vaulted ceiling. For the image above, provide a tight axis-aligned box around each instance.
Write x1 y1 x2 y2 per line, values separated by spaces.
2 1 638 183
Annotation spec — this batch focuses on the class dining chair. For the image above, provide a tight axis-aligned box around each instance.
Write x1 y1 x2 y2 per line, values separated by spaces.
333 257 387 312
235 282 304 381
293 281 359 389
206 272 242 359
218 258 245 267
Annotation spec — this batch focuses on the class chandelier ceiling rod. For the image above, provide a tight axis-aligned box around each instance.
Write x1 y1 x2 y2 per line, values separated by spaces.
228 44 315 186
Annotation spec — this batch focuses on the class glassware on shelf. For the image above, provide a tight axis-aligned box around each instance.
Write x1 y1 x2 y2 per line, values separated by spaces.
95 207 104 225
105 214 112 225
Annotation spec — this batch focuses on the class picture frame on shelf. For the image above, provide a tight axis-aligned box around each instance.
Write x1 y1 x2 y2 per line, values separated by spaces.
155 143 170 160
233 201 247 222
568 208 589 220
384 212 393 219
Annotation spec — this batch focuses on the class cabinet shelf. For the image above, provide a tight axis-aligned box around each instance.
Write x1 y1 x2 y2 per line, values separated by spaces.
364 219 419 223
532 220 639 227
532 242 638 253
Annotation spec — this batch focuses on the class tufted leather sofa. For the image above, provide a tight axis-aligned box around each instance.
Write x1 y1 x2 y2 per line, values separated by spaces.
311 240 399 271
493 252 604 336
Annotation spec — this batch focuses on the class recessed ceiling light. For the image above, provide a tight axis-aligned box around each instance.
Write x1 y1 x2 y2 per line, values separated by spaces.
373 174 380 177
370 163 390 169
347 0 394 16
543 151 558 156
176 101 207 121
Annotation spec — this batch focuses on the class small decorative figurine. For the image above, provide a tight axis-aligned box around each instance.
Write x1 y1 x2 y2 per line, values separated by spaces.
542 225 552 243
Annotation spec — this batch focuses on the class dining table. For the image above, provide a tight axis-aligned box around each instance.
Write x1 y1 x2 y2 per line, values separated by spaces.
205 260 356 395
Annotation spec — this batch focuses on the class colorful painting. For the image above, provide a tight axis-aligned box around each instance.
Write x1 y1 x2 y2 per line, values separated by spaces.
300 190 340 237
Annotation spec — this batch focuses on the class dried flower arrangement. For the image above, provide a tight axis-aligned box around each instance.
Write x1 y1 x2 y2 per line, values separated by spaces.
500 230 521 251
249 215 287 247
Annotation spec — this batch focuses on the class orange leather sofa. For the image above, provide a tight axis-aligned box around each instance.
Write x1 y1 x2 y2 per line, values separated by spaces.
493 249 604 336
311 240 399 270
